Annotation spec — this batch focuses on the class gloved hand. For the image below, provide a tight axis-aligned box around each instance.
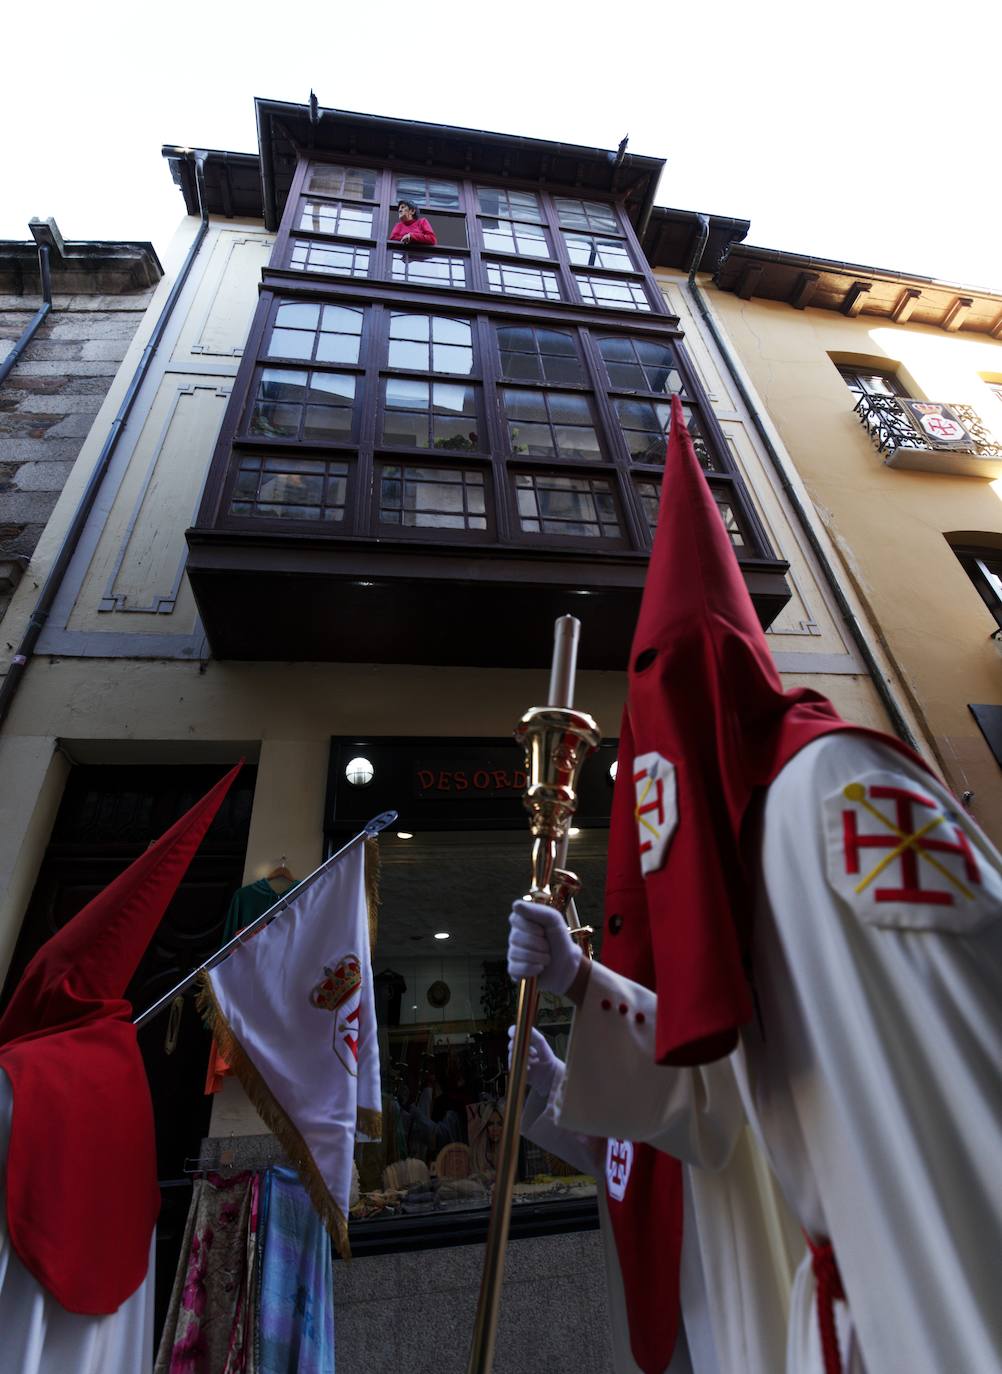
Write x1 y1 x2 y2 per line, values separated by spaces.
508 1025 562 1099
507 899 582 996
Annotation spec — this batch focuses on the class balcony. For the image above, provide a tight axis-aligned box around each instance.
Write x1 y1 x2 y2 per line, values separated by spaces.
853 395 1002 478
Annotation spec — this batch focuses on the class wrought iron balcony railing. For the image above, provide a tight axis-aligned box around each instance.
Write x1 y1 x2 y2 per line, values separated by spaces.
853 394 1002 474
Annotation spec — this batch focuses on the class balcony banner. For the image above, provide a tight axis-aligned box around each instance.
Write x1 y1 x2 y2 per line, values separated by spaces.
899 400 974 448
199 838 381 1258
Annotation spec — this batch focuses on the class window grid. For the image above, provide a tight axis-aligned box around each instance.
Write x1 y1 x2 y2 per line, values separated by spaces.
503 387 602 461
248 368 357 444
287 240 370 278
391 252 467 289
266 303 364 365
381 378 480 453
496 325 585 386
394 175 462 211
554 197 621 233
563 231 633 271
298 199 374 240
515 472 621 540
306 164 378 201
479 217 551 259
485 260 561 301
378 463 487 531
387 314 474 375
613 397 715 469
598 336 686 395
837 366 910 399
475 186 544 222
231 454 350 523
575 273 651 312
636 478 746 549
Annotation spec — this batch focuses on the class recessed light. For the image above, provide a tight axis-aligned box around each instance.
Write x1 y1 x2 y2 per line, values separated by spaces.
345 756 374 786
569 827 581 837
396 831 413 840
434 931 450 940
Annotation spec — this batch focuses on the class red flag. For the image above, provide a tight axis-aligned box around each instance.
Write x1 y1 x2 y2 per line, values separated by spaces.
0 763 241 1314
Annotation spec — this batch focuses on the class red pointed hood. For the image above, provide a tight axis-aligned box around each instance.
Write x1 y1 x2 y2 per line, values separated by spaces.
0 762 241 1313
614 398 926 1064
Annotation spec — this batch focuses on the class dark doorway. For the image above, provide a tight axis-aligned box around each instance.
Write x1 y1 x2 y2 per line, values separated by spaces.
1 761 257 1336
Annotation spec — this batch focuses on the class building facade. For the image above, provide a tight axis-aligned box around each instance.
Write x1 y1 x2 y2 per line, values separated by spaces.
678 236 1002 845
0 102 921 1369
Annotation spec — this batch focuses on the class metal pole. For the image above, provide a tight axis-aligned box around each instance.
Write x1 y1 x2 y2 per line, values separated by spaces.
133 809 397 1028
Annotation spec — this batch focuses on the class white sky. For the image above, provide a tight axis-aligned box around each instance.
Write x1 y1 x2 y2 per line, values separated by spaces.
3 0 999 291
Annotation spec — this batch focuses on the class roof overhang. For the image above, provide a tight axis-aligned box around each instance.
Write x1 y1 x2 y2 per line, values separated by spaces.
642 206 750 274
164 99 666 235
715 244 1002 339
0 240 162 295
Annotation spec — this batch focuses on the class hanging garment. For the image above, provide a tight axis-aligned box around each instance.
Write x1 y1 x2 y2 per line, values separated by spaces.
257 1166 335 1374
154 1171 260 1374
0 1069 155 1374
206 879 302 1094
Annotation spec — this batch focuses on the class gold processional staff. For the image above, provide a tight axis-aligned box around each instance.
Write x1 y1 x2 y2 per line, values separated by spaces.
466 614 601 1374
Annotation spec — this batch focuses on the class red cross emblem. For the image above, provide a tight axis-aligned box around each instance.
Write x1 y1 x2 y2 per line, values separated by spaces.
606 1137 634 1202
632 752 678 876
841 780 979 905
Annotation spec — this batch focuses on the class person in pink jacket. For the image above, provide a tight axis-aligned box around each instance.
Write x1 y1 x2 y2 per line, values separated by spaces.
389 198 437 246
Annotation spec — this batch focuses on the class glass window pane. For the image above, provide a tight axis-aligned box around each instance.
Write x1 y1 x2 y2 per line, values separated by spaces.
482 223 516 254
598 337 634 361
547 393 591 424
476 186 543 222
382 411 428 447
433 343 473 374
259 472 324 505
267 329 314 360
432 384 476 415
509 421 555 455
606 361 646 389
308 373 356 403
390 314 431 342
304 406 353 440
537 329 576 357
259 369 308 402
432 317 471 345
275 302 320 329
554 426 601 459
433 417 478 450
501 351 543 382
307 163 378 200
314 333 360 365
250 402 300 436
386 378 429 408
555 198 619 233
635 340 674 366
503 390 548 422
388 340 429 371
496 326 535 352
395 175 460 210
542 356 584 385
321 305 363 335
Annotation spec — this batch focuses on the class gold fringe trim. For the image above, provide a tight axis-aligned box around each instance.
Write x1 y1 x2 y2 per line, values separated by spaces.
356 1105 383 1139
364 837 380 950
196 974 352 1261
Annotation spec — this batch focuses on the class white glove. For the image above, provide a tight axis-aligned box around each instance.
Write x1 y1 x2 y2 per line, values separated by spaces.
508 1025 562 1099
507 899 582 995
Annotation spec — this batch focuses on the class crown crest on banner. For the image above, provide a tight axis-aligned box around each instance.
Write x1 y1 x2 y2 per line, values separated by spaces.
310 956 361 1013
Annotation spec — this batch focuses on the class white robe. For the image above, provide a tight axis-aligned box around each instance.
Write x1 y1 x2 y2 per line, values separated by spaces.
553 734 1002 1374
523 1079 800 1374
0 1069 154 1374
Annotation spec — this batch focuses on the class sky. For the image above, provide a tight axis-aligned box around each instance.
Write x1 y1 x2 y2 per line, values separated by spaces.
3 0 999 292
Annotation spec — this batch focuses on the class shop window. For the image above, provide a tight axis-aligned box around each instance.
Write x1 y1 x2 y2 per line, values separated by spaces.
562 231 632 271
480 217 551 259
287 240 370 278
503 388 602 461
378 463 487 531
515 471 620 539
575 273 651 312
248 369 357 443
485 260 561 301
554 197 620 233
636 476 745 548
496 326 585 386
231 454 349 523
475 186 544 223
614 397 713 468
266 303 363 365
297 199 374 240
394 174 461 211
382 379 480 451
391 253 467 289
598 336 684 394
307 163 378 201
387 314 474 375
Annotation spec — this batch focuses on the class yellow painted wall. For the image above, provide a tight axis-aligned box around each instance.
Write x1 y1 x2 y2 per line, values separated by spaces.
708 285 1002 840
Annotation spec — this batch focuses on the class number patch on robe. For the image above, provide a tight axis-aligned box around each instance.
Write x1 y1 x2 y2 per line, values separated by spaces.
633 752 678 876
824 770 1002 932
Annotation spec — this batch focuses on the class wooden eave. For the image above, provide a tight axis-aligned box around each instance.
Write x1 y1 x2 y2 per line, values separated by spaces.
714 245 1002 339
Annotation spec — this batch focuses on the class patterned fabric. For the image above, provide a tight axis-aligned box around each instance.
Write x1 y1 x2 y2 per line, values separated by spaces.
154 1172 260 1374
257 1167 334 1374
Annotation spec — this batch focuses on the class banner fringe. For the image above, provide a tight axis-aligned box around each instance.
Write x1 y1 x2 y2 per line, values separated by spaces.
196 974 352 1261
364 837 380 950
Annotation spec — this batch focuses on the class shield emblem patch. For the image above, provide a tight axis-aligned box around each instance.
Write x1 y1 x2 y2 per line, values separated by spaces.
633 752 678 876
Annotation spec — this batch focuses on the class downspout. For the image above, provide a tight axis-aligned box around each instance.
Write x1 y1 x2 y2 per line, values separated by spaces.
0 153 211 732
685 215 919 750
0 244 52 388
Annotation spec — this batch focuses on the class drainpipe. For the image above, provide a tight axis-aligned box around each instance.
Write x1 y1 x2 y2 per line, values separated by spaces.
0 153 211 732
685 215 919 750
0 242 52 388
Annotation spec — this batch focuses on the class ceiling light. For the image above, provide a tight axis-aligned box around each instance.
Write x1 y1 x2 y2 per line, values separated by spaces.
345 756 374 786
434 931 450 940
569 827 581 837
396 831 413 840
609 760 618 781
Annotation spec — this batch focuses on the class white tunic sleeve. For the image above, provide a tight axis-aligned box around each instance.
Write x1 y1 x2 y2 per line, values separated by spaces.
554 962 743 1170
754 733 1002 1374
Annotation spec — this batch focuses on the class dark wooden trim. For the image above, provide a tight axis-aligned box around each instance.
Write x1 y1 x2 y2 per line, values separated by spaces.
841 281 872 317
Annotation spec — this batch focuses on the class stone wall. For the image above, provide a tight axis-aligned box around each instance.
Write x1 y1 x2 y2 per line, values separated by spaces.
0 242 161 619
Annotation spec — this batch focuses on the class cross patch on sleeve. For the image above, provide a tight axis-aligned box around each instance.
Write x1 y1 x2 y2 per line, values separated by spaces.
824 770 1002 933
633 751 678 876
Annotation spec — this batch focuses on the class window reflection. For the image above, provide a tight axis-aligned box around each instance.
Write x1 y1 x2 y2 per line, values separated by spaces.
382 379 479 451
485 261 561 301
266 303 363 365
288 240 369 278
231 454 349 523
515 472 620 538
395 175 461 211
379 464 487 530
637 477 745 547
563 231 632 271
307 164 378 201
391 253 467 289
480 218 550 259
249 369 357 443
298 200 374 239
475 186 544 222
554 197 619 233
504 389 601 460
598 336 684 394
496 326 584 386
575 273 651 311
388 315 474 375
